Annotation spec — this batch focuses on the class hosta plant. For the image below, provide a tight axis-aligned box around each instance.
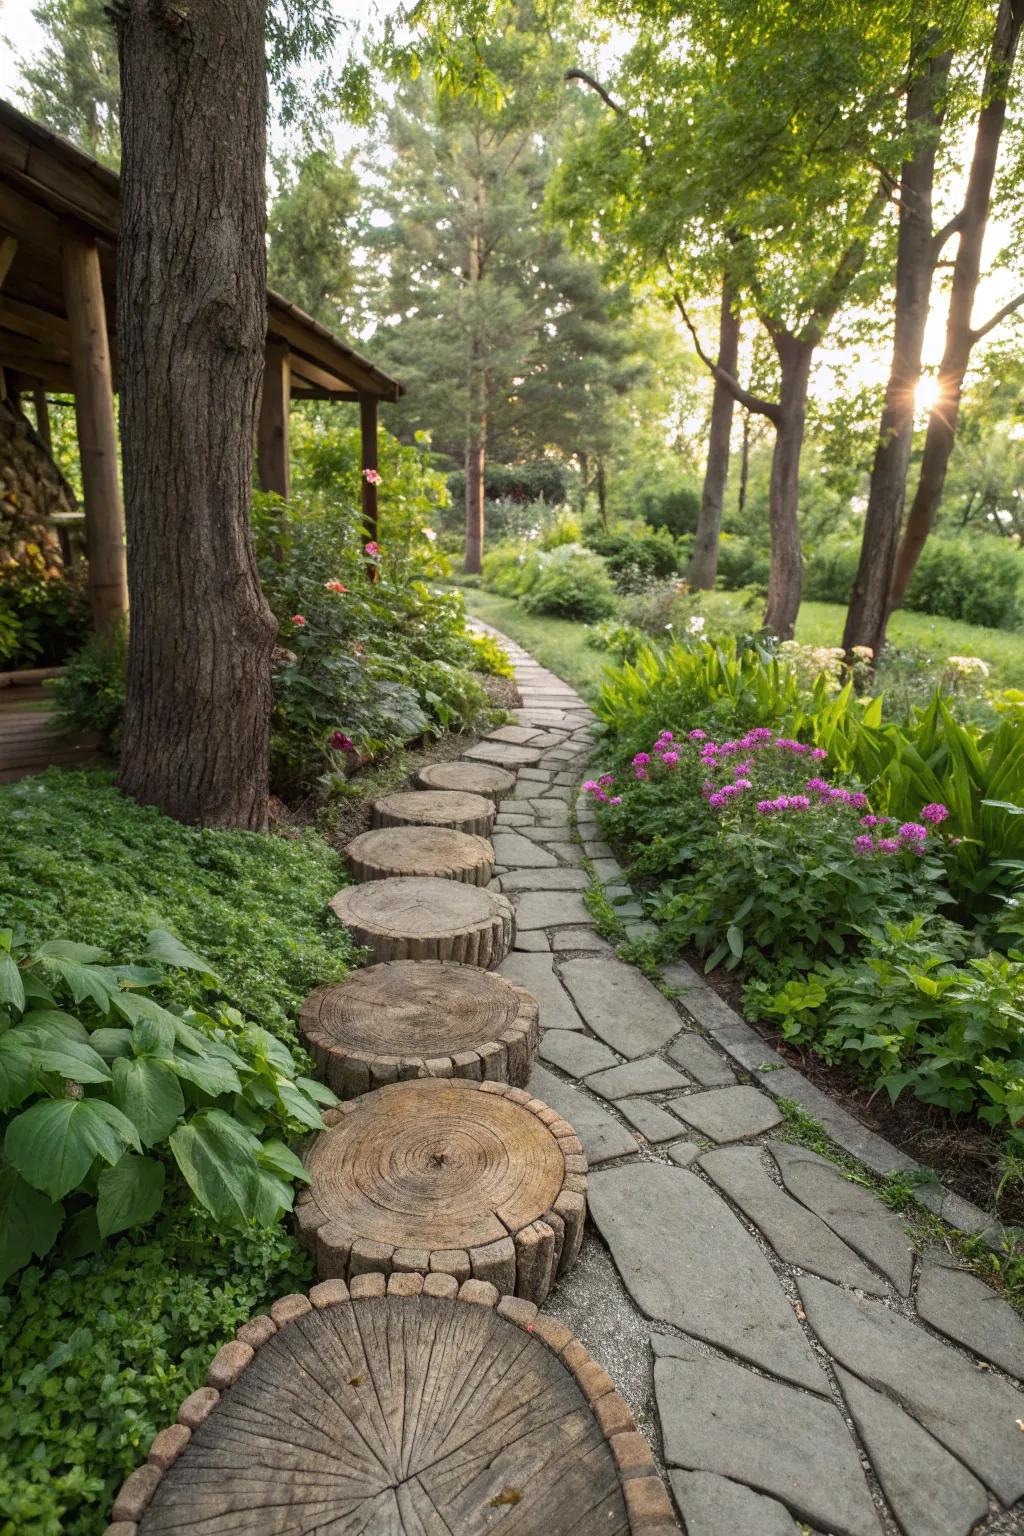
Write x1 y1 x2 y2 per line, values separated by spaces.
0 928 335 1285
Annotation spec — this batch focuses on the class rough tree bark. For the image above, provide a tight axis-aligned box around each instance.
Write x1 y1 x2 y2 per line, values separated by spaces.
116 0 277 829
842 45 951 661
890 0 1024 607
463 174 487 576
763 333 814 638
688 277 739 589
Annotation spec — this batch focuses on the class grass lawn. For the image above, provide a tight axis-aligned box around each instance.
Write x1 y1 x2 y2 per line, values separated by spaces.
453 584 613 699
459 582 1024 695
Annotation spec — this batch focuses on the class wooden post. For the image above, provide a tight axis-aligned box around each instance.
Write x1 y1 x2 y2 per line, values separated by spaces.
60 231 127 631
32 384 52 452
257 337 290 499
360 393 379 542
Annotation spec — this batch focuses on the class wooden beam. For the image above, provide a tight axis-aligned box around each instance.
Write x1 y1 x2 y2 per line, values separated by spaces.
0 342 74 389
287 350 358 397
60 231 127 631
33 383 52 451
0 292 69 346
257 338 290 499
0 235 16 289
361 394 379 555
0 180 62 250
267 306 400 400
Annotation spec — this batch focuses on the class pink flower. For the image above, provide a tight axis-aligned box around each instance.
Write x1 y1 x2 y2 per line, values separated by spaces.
877 838 901 853
921 803 949 824
854 834 874 853
324 580 348 593
363 468 382 484
849 792 869 810
688 729 707 741
719 741 738 755
811 747 828 760
662 751 680 766
756 800 776 814
736 759 754 773
610 795 622 804
364 541 380 557
598 774 614 787
898 822 928 841
632 753 650 767
329 731 356 753
582 780 598 793
658 731 675 742
290 614 307 627
787 795 811 810
859 815 879 828
806 778 830 794
734 777 753 791
634 765 648 781
708 791 727 809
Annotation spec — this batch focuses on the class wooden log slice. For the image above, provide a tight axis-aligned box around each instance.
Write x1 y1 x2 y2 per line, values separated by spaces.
298 1078 586 1303
299 961 539 1095
130 1280 674 1535
416 758 516 804
345 825 495 886
372 788 495 837
463 740 543 767
330 877 514 966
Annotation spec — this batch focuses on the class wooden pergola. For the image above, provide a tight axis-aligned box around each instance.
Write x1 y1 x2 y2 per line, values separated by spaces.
0 98 402 632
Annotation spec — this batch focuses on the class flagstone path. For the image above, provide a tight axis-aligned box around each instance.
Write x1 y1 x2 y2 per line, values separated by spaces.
481 626 1024 1536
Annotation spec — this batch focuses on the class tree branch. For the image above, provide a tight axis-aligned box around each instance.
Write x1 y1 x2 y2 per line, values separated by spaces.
805 175 889 334
970 290 1024 343
932 208 966 255
672 291 782 424
564 68 625 116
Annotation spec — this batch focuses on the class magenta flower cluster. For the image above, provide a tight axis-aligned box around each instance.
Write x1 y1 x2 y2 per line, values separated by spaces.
582 772 621 806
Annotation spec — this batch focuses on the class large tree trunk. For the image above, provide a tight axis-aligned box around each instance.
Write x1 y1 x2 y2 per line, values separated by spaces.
463 175 487 576
688 278 739 588
890 0 1024 608
464 429 485 576
762 333 814 640
737 411 751 514
843 45 950 660
116 0 277 829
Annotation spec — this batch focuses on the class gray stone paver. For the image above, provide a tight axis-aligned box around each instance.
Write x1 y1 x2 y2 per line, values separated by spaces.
589 1164 825 1391
654 1337 880 1536
470 623 1022 1536
559 957 681 1057
771 1143 915 1296
538 1029 619 1077
668 1472 800 1536
915 1259 1024 1378
667 1084 783 1143
584 1056 689 1100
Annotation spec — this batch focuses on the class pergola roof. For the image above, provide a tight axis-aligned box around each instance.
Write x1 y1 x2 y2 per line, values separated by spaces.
0 97 402 402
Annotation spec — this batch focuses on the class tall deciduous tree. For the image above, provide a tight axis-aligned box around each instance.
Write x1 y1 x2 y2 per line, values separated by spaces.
115 0 277 828
267 146 362 330
18 0 121 166
688 277 739 589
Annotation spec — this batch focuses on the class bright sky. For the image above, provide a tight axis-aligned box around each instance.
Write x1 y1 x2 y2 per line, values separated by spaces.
0 0 1018 411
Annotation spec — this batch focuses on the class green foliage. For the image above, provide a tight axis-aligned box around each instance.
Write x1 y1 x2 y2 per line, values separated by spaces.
16 0 121 167
755 918 1024 1140
903 537 1023 630
715 535 770 592
803 536 859 605
521 545 617 621
0 927 333 1284
49 619 127 750
0 564 91 670
0 1212 310 1535
636 482 700 538
481 540 544 597
447 462 568 506
584 526 683 592
0 769 355 1039
267 146 361 331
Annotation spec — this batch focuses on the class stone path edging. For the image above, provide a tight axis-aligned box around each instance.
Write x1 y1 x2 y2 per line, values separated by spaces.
473 620 1024 1536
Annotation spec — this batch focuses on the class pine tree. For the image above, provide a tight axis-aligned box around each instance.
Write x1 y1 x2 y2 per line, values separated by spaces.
18 0 120 166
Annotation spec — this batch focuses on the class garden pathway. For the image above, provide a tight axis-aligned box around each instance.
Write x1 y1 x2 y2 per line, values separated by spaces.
480 624 1024 1536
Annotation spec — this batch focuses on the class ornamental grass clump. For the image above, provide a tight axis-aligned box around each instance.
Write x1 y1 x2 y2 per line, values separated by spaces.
582 726 953 982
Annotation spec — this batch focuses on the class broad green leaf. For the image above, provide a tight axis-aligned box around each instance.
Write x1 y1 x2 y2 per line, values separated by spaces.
89 1027 134 1061
172 1050 242 1098
146 930 221 983
19 1009 87 1040
257 1138 308 1183
297 1075 338 1106
30 1035 113 1085
35 955 115 1013
96 1153 165 1236
276 1078 328 1131
5 1097 137 1201
0 1167 63 1284
249 1027 295 1075
34 940 105 964
726 924 744 959
169 1110 261 1227
0 950 25 1013
254 1169 294 1227
0 1032 36 1110
131 1016 176 1058
112 1057 185 1145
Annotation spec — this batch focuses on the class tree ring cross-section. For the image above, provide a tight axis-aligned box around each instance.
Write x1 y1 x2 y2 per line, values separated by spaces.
372 788 496 836
297 1078 587 1302
344 825 495 886
330 876 514 966
298 960 539 1095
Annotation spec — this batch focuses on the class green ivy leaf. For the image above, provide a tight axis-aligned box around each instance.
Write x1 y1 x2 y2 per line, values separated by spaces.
96 1153 165 1236
112 1057 185 1146
5 1098 139 1202
168 1109 262 1227
0 1167 63 1284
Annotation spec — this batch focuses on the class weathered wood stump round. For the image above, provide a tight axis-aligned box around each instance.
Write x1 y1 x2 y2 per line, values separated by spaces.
122 1277 674 1535
296 1078 586 1302
299 961 539 1095
416 759 516 803
345 825 495 886
372 788 495 836
330 877 514 966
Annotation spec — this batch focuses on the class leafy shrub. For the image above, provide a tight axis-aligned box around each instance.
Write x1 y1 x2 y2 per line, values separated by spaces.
715 534 770 591
480 539 543 597
903 537 1023 629
636 483 700 537
0 563 90 670
50 619 127 750
754 918 1024 1140
585 527 682 592
447 462 568 506
585 617 647 663
803 537 859 604
0 1213 310 1535
521 545 617 620
0 769 355 1039
0 928 333 1285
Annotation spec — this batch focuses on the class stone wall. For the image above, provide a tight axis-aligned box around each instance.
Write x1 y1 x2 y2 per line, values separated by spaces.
0 397 76 572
